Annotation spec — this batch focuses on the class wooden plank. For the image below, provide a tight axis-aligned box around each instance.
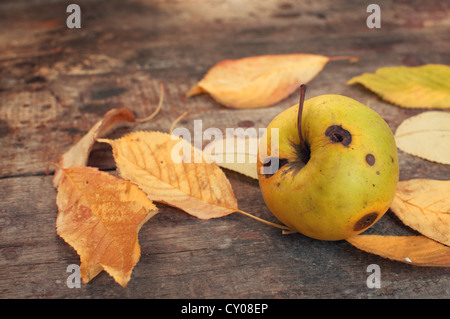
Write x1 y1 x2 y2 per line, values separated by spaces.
2 174 450 299
1 0 449 299
1 0 449 178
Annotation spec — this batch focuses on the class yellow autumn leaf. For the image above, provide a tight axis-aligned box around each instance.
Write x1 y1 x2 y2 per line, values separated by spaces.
346 235 450 267
347 64 450 109
390 179 450 246
56 166 158 287
188 54 358 109
203 136 259 180
394 111 450 164
99 131 239 219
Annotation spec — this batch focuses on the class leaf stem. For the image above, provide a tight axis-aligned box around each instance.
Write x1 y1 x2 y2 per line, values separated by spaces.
136 83 165 123
170 111 188 134
236 209 294 232
328 56 359 63
48 161 63 171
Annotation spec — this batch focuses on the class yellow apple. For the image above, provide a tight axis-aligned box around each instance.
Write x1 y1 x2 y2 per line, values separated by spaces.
257 85 399 240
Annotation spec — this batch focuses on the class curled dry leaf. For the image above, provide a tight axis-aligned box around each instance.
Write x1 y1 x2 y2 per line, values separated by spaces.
347 64 450 109
203 136 259 180
56 166 158 287
390 179 450 246
52 83 164 187
395 111 450 165
188 54 358 109
52 108 135 187
99 131 238 219
347 235 450 267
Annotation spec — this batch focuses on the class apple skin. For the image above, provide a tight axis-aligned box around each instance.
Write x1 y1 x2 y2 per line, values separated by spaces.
257 94 399 241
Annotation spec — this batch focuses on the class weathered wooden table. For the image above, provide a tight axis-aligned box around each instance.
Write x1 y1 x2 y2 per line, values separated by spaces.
1 0 449 300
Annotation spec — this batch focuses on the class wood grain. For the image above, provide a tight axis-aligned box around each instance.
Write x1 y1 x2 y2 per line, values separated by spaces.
1 0 449 299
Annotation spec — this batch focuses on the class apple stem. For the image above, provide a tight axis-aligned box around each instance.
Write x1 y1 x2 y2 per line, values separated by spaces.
297 84 310 163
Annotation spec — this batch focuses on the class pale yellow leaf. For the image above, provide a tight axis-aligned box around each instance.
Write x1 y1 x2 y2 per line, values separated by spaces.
347 235 450 267
203 136 259 179
188 54 357 109
99 131 238 219
394 111 450 164
348 64 450 109
390 179 450 246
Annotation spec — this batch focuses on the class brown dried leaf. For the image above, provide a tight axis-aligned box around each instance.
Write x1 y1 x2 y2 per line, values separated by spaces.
187 54 357 109
99 131 238 219
390 179 450 246
347 235 450 267
56 166 158 287
52 84 164 188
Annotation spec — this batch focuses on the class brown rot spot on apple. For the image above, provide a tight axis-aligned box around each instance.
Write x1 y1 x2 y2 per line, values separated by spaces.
262 157 288 178
354 212 379 231
365 154 375 166
325 125 352 146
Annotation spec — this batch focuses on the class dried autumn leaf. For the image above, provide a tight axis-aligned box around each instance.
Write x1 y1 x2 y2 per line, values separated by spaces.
52 84 164 188
52 108 135 187
56 166 157 287
394 111 450 164
203 136 259 180
188 54 358 109
347 64 450 109
390 179 450 246
99 131 238 219
346 235 450 267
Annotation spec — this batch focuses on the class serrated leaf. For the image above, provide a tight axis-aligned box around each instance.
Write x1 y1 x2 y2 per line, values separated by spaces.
99 131 238 219
56 166 157 287
390 179 450 246
188 54 357 109
347 235 450 267
394 111 450 164
347 64 450 109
